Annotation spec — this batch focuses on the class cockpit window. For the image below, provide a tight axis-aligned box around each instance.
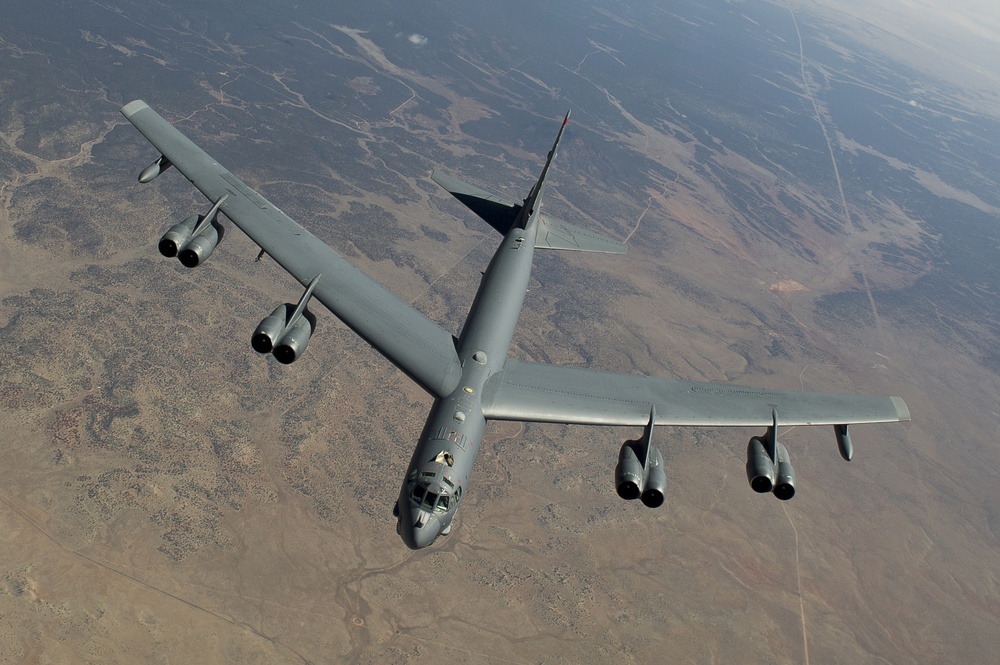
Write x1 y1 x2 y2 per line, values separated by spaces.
409 479 456 513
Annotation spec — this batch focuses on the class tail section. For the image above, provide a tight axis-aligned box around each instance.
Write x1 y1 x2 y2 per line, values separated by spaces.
432 110 625 253
516 110 571 229
536 213 627 253
431 170 521 236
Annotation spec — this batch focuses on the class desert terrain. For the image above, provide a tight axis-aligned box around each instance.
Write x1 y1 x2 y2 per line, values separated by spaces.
1 0 999 662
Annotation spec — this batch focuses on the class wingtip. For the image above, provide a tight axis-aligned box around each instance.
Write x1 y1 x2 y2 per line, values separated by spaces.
121 99 149 118
563 109 571 125
890 396 911 422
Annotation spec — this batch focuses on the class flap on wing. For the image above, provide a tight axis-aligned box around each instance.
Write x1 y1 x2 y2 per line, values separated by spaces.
536 214 627 253
482 359 910 428
431 171 520 236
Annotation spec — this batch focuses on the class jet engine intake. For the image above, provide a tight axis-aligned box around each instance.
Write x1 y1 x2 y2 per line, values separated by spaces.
640 446 666 508
772 442 796 501
273 311 316 364
745 436 775 493
251 304 317 364
615 443 666 508
158 215 199 258
159 195 229 267
615 441 644 500
178 220 224 267
252 305 292 354
158 215 225 267
615 407 667 507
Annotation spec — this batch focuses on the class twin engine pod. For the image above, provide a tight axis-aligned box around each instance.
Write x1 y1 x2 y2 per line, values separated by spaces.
614 407 666 508
158 194 229 268
252 304 317 364
138 153 324 367
616 440 667 508
250 274 323 365
745 435 796 501
158 214 225 267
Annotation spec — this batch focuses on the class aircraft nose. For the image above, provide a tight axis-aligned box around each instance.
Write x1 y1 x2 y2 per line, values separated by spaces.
407 518 442 549
397 500 442 549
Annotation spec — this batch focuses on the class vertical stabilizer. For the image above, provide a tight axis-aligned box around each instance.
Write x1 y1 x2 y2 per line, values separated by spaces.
515 110 571 230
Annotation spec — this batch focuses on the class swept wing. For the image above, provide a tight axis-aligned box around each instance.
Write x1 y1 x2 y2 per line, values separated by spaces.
121 100 462 397
482 359 910 427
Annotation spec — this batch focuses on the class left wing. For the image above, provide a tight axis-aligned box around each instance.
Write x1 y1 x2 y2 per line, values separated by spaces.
121 100 462 397
482 359 909 428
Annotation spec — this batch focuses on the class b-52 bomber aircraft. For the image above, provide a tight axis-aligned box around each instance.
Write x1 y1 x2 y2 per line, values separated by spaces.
120 100 910 549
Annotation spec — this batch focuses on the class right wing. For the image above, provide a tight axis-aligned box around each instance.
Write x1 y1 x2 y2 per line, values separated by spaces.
482 359 909 428
121 100 462 398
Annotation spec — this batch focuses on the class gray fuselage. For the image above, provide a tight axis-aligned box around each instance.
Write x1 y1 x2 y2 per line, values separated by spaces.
396 204 540 549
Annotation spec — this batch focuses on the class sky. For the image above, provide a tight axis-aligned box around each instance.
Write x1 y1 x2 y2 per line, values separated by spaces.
798 0 1000 126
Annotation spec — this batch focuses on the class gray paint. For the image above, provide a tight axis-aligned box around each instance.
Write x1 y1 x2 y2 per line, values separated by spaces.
121 101 910 549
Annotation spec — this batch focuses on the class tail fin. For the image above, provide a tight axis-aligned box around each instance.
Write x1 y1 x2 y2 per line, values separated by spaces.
517 110 571 228
432 110 625 252
430 111 570 235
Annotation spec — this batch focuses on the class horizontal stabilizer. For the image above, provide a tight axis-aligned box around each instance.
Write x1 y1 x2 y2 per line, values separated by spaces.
431 171 520 236
432 171 625 253
537 214 627 254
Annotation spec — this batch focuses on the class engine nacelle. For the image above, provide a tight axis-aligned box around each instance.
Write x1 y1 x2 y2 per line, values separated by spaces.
615 441 644 500
773 442 796 501
158 215 199 258
158 215 225 267
273 310 316 364
640 447 666 508
159 194 229 267
252 305 291 354
178 220 224 267
615 408 668 507
251 304 316 364
746 436 775 493
615 434 667 508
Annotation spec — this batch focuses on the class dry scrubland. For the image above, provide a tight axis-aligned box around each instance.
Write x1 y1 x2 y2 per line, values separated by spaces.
1 0 1000 662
